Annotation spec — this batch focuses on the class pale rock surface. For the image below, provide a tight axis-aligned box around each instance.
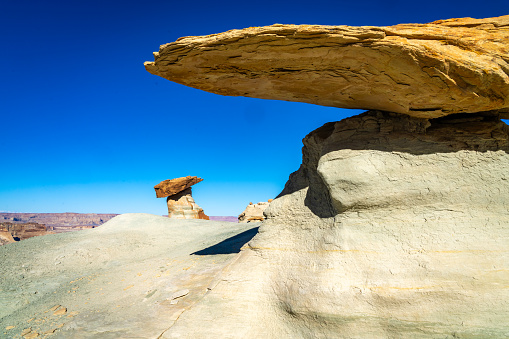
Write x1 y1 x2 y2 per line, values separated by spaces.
145 16 509 118
161 111 509 338
238 201 270 222
0 214 259 338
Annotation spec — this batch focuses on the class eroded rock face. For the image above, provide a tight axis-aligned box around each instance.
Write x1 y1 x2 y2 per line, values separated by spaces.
0 225 15 245
154 176 203 198
0 222 53 243
162 111 509 338
145 16 509 118
166 187 209 220
238 201 270 223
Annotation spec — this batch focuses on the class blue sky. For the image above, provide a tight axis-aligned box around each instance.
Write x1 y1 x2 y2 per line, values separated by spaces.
1 0 507 216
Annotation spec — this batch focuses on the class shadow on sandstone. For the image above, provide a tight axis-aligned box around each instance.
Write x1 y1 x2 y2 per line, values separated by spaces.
274 110 509 218
192 226 259 255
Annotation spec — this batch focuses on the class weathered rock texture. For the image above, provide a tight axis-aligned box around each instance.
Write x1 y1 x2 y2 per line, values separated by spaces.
0 214 259 338
158 111 509 338
154 176 203 198
144 16 509 337
238 201 270 222
155 177 209 220
0 225 15 245
0 222 53 243
145 15 509 118
166 187 209 220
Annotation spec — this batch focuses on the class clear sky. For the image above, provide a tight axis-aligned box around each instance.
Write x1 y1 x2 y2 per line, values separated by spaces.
1 0 507 216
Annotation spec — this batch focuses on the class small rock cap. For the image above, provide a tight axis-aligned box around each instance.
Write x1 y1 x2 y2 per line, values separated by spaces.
154 176 203 198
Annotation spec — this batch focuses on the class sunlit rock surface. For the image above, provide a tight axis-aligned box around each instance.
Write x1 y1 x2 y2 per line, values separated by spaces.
145 16 509 118
154 176 209 220
0 214 259 338
238 201 271 223
161 111 509 338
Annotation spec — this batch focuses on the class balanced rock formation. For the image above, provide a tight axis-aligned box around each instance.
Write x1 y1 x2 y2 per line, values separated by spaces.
238 201 271 223
145 15 509 118
154 176 209 220
145 16 509 338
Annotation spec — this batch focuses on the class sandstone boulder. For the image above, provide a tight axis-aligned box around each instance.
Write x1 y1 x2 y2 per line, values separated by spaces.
154 176 203 198
145 15 509 118
238 201 271 223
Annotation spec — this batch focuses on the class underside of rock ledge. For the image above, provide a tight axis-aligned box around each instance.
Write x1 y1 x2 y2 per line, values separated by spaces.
145 15 509 118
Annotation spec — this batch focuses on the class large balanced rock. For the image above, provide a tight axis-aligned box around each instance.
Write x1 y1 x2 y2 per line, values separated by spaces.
154 176 209 220
145 16 509 338
145 15 509 118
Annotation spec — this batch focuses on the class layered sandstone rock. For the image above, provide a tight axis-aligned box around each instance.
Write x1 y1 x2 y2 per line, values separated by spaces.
0 222 53 243
0 225 15 245
166 187 209 220
238 201 271 222
0 213 118 229
154 176 203 198
145 15 509 118
154 176 209 220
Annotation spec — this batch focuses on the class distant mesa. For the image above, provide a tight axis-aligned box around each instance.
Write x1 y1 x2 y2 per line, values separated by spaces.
0 213 118 245
0 222 53 245
154 176 209 220
238 200 272 223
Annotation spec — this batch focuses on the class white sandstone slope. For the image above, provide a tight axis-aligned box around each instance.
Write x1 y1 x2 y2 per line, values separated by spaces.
162 111 509 338
0 214 259 338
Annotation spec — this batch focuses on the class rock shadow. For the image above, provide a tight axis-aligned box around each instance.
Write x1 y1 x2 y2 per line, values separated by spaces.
275 110 509 218
192 227 259 255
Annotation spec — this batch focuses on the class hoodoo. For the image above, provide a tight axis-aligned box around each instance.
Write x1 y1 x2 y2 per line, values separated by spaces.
145 16 509 338
154 176 209 220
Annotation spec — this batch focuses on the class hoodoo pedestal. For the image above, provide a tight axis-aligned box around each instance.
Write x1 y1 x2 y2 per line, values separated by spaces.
154 176 209 220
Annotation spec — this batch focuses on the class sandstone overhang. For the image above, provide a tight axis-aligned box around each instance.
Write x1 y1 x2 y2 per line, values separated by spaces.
145 15 509 119
154 176 203 198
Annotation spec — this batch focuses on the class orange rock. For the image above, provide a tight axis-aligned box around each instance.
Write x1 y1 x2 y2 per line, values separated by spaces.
154 176 203 198
145 15 509 119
